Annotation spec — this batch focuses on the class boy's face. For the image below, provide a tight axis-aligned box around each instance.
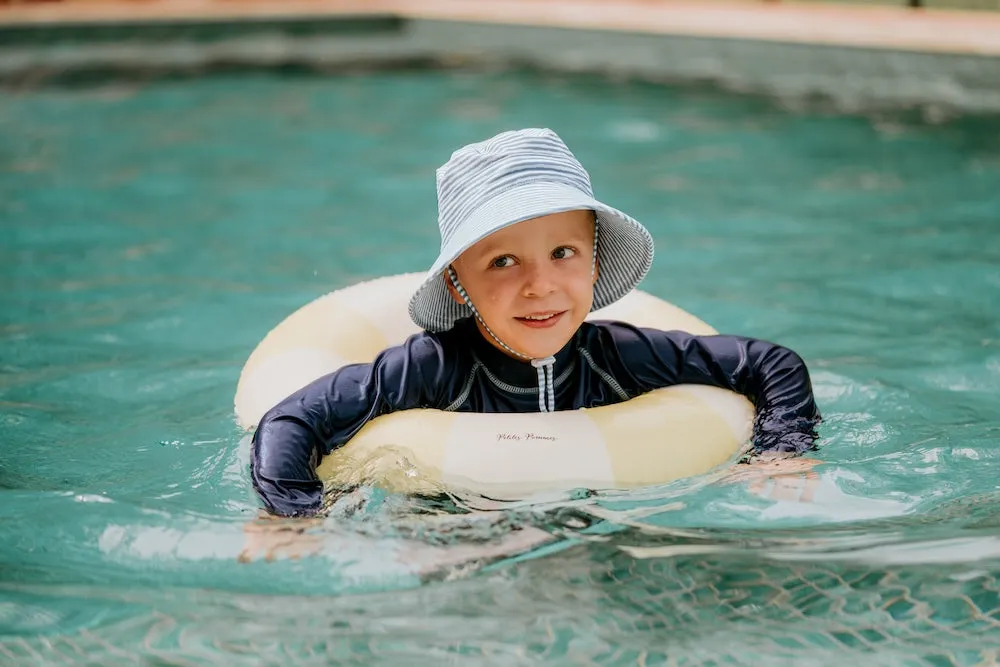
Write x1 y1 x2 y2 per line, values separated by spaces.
447 209 598 360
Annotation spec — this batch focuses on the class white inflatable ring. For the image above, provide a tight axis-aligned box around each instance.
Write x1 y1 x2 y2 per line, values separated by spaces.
236 273 753 499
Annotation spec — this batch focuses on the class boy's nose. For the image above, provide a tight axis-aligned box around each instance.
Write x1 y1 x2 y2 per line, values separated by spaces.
521 262 558 297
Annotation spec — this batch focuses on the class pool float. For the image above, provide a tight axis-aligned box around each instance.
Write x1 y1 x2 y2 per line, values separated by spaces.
235 273 753 499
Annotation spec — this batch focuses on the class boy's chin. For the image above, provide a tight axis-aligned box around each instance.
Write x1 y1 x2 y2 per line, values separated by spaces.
476 316 578 360
509 333 574 360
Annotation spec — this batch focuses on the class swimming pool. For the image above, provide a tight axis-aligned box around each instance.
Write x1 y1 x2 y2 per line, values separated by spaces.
2 68 999 665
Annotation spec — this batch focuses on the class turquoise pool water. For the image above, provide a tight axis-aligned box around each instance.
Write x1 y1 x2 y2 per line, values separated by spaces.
2 69 999 665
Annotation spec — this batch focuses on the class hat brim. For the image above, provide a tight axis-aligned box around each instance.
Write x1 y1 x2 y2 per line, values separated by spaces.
408 182 654 332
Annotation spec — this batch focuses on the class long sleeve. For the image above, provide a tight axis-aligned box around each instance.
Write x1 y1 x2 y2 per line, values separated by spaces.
250 333 451 516
600 323 821 456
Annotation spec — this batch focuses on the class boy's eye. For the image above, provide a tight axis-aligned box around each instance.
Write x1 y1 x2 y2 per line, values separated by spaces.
552 246 577 260
491 255 515 269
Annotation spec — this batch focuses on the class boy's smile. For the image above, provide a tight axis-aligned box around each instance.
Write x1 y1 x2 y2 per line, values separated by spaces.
446 209 598 360
516 311 565 328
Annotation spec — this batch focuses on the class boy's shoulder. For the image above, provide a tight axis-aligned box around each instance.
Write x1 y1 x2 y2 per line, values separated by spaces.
363 326 470 396
576 319 701 362
581 319 701 339
382 319 476 367
577 318 660 343
393 327 457 358
412 317 475 349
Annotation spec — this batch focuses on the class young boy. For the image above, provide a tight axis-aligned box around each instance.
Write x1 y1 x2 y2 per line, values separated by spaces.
251 128 820 517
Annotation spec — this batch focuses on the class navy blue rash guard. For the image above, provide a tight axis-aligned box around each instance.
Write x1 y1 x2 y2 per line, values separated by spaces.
251 317 821 516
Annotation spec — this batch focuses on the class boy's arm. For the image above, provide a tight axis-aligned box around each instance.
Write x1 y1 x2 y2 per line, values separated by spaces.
250 334 449 517
607 324 821 456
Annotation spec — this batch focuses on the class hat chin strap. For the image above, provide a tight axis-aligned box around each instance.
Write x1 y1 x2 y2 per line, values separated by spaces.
446 216 599 414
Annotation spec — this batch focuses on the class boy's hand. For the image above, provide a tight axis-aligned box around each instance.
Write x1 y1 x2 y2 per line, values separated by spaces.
721 454 822 503
238 512 323 563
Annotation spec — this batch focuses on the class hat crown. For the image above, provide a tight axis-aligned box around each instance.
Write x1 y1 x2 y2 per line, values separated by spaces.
435 128 594 250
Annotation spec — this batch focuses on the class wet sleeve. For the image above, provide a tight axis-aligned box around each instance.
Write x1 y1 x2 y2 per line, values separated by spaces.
249 334 450 516
608 324 821 456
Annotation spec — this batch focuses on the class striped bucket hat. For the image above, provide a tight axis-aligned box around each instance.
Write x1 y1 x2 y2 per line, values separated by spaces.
408 128 655 332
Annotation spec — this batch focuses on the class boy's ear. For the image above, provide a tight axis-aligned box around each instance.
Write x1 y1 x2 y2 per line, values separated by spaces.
443 269 465 305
